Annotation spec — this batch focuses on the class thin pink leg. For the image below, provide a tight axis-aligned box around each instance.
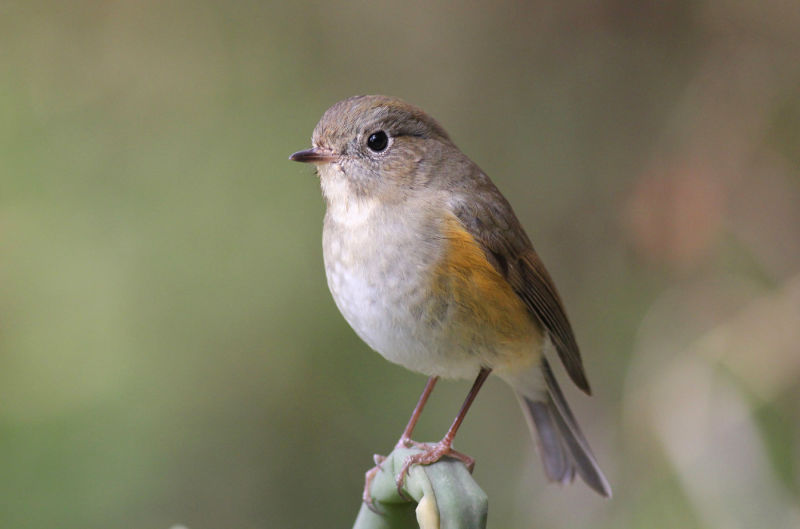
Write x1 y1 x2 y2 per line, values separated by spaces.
397 376 439 447
363 376 440 511
396 368 491 491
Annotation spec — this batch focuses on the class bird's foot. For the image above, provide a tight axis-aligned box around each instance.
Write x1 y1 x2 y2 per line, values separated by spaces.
362 453 387 513
362 437 431 509
395 436 427 451
395 440 475 495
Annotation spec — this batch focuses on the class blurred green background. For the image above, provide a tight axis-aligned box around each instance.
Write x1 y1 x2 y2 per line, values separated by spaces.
2 1 799 528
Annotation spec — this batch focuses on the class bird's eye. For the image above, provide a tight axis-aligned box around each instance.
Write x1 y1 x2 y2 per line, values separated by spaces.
366 131 389 152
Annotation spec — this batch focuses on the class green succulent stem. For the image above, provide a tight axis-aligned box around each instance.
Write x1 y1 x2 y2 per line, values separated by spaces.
353 446 488 529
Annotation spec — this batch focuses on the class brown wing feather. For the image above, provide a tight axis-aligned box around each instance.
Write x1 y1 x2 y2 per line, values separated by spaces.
450 174 591 394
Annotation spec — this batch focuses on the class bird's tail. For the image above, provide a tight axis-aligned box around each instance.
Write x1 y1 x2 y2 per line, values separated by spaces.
515 358 612 497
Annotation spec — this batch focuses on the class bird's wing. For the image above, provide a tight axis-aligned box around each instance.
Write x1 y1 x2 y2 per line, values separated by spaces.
450 177 591 393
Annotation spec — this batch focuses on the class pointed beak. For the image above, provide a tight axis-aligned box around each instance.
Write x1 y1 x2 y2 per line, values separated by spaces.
289 147 339 164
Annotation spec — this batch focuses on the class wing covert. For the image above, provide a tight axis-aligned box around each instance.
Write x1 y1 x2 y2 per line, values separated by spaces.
450 180 591 394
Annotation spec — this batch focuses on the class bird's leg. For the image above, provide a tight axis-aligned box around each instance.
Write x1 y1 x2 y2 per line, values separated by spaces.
395 368 491 493
396 376 439 449
362 376 439 511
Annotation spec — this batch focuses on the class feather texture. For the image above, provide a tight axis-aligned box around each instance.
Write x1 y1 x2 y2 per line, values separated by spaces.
517 359 611 497
451 180 591 393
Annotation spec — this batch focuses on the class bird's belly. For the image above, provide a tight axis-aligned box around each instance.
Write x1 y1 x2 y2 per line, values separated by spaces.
323 212 541 379
324 221 472 377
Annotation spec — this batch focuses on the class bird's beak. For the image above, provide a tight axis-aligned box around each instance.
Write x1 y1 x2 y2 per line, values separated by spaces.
289 147 339 164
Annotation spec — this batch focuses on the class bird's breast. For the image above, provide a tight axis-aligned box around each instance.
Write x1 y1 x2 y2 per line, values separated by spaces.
322 202 541 378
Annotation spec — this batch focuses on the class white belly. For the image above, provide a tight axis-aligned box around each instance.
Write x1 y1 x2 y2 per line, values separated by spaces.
322 204 484 379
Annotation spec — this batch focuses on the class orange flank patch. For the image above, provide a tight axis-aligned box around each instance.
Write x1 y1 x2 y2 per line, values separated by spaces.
430 215 542 371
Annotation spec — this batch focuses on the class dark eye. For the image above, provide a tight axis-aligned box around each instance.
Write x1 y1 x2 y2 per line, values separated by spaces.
366 131 389 152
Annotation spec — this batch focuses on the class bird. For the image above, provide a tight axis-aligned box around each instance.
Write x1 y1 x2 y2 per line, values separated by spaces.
289 94 612 504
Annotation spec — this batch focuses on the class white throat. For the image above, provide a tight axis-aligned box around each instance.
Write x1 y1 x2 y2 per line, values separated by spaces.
319 165 379 227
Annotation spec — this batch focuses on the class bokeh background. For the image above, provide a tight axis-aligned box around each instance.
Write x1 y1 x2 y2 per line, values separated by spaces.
2 1 799 528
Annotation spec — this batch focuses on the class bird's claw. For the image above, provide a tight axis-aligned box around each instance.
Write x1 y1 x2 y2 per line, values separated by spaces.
394 441 475 496
362 454 387 514
363 441 476 510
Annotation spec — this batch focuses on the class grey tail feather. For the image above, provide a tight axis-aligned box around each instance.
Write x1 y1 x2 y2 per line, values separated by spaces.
517 358 612 498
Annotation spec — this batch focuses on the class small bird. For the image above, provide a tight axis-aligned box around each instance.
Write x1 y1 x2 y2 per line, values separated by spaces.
290 95 611 502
